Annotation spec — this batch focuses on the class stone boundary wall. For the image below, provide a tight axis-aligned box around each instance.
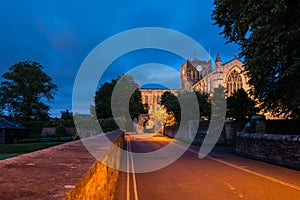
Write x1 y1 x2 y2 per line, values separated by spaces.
236 132 300 170
0 130 124 199
65 131 124 200
164 120 241 145
41 127 77 136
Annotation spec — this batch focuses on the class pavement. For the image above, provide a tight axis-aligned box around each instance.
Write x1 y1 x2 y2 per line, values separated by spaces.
115 133 300 200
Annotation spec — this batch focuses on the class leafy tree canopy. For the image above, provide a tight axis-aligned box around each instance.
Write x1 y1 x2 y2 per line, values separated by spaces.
212 0 300 119
195 91 211 119
60 109 73 120
0 61 58 121
161 91 180 123
160 91 211 124
94 75 148 120
227 89 259 120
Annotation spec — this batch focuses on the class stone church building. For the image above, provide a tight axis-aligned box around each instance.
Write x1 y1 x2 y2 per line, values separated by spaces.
140 53 250 115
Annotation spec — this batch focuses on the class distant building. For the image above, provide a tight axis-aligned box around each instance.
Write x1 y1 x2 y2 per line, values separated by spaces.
140 53 250 116
140 88 177 116
189 53 249 95
0 118 29 144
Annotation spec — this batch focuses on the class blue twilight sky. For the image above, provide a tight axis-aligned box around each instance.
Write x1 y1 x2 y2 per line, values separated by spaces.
0 0 239 117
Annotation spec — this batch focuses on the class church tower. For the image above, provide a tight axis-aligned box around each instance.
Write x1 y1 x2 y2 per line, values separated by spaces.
215 52 222 69
213 52 224 89
180 56 212 90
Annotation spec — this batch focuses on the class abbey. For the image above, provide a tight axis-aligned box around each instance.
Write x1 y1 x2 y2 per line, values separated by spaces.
140 53 250 115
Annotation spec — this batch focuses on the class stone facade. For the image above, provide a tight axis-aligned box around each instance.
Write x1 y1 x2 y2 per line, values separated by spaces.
140 88 177 115
190 53 250 95
180 58 212 90
140 53 250 116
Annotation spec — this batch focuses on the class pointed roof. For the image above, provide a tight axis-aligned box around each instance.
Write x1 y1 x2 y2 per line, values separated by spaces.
216 52 222 63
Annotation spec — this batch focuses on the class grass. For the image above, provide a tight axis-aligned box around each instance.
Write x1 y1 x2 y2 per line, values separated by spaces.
0 153 22 160
0 142 64 160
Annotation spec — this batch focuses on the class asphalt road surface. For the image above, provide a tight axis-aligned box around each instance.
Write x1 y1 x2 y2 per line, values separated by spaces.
115 133 300 200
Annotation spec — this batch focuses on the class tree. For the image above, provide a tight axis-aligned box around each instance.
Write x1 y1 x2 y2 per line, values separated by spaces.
160 91 211 124
129 85 148 119
95 79 117 119
161 91 180 124
152 106 167 126
0 61 58 121
195 91 211 119
212 0 300 119
94 75 148 120
55 124 67 137
227 89 259 120
60 109 73 120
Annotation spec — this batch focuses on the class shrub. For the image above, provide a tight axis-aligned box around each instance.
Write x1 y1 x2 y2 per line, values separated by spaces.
18 138 40 143
22 121 44 139
100 118 119 132
55 124 67 137
72 133 80 141
62 119 75 127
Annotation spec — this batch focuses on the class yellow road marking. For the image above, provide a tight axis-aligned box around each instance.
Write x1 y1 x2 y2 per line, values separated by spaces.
206 154 300 192
128 139 139 200
186 147 300 191
126 138 139 200
169 141 300 191
126 139 130 200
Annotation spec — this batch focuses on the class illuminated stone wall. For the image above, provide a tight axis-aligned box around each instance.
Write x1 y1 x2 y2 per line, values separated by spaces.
65 131 124 200
140 88 177 115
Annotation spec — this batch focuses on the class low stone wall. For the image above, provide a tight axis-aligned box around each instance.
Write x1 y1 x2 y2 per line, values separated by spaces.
0 130 124 199
65 131 124 200
164 120 240 145
236 132 300 170
164 125 180 138
41 127 77 136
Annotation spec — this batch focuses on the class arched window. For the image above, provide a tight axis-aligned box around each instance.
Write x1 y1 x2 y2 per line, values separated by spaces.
227 69 243 96
145 95 148 104
157 95 161 104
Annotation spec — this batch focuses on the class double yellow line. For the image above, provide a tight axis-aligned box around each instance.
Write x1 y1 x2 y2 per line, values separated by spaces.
126 138 139 200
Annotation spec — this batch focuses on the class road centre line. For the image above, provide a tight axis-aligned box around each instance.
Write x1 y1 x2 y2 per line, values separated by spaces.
126 139 130 200
126 138 139 200
193 148 300 191
171 141 300 191
206 154 300 191
128 139 139 200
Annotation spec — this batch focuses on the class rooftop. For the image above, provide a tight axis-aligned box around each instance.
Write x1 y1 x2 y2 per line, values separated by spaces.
0 118 28 129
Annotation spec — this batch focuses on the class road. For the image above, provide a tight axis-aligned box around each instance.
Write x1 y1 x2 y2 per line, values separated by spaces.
115 133 300 200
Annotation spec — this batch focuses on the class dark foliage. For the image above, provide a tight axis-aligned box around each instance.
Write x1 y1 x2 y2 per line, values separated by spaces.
94 75 148 120
55 124 67 137
212 0 300 119
0 61 57 121
227 89 259 120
